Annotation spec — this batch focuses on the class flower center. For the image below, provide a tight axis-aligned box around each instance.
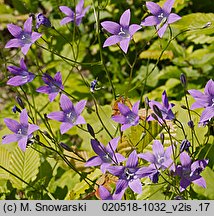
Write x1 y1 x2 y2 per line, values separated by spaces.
17 127 28 135
66 112 77 123
212 98 214 106
158 13 164 20
102 152 112 163
118 27 130 38
182 167 191 178
126 112 137 125
20 33 31 44
124 168 136 181
157 155 165 165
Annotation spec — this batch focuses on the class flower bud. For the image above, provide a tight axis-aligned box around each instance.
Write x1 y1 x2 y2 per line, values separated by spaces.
15 96 25 109
144 97 150 110
180 73 187 88
180 139 191 153
153 105 163 119
160 133 164 144
188 120 194 129
60 142 72 152
36 13 51 29
87 123 95 138
12 105 21 113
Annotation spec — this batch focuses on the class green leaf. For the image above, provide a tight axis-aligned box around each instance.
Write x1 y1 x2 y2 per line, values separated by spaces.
0 147 11 179
9 147 40 189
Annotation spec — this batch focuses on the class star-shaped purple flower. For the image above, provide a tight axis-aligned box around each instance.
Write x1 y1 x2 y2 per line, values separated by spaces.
141 0 181 38
188 79 214 124
101 9 142 53
138 140 174 182
47 94 86 134
107 150 155 195
147 90 175 124
36 72 64 102
85 137 125 173
36 13 51 29
112 101 140 131
7 58 35 86
175 152 208 192
59 0 90 26
2 109 39 151
5 17 42 55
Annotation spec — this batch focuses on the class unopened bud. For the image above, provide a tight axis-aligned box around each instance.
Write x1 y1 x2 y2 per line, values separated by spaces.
188 120 194 129
180 73 187 88
151 113 159 121
160 133 165 144
181 105 187 110
150 171 159 183
87 123 95 138
12 105 21 113
60 142 72 152
153 105 163 119
144 97 150 110
15 96 25 109
180 139 191 153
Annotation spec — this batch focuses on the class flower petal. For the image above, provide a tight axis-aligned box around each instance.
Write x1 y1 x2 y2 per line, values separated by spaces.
75 115 86 125
132 100 140 115
138 152 156 163
31 32 42 43
85 156 102 167
106 137 120 152
7 76 29 86
54 71 63 83
59 6 74 16
60 17 73 25
167 13 181 24
111 115 126 124
152 140 164 158
192 177 206 188
101 21 121 34
157 23 168 38
128 178 142 194
28 124 39 135
141 16 159 26
5 38 22 48
20 58 28 71
129 24 142 36
60 122 73 134
121 123 131 131
36 86 50 94
126 150 138 168
20 109 28 127
180 178 191 192
204 79 214 96
21 44 32 55
99 186 112 200
24 17 32 33
120 9 130 27
163 0 174 15
118 103 130 115
100 163 111 173
2 134 20 144
76 0 84 14
48 92 58 102
115 179 128 194
4 118 20 133
119 38 130 53
107 166 124 176
47 111 65 122
18 136 28 151
180 152 191 167
7 24 22 37
200 106 214 123
146 2 162 16
103 35 123 47
74 100 87 115
91 139 105 156
60 94 74 113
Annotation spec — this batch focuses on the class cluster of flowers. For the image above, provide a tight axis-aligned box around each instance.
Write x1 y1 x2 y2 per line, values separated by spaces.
2 0 214 200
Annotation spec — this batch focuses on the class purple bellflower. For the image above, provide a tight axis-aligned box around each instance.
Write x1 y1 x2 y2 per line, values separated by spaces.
36 13 51 29
5 17 42 55
147 90 175 124
98 186 123 200
47 94 86 134
7 58 35 86
188 79 214 124
138 140 174 182
101 9 141 53
36 72 64 102
175 152 208 192
112 101 140 131
59 0 90 26
2 109 39 151
85 137 125 173
107 150 156 195
141 0 181 38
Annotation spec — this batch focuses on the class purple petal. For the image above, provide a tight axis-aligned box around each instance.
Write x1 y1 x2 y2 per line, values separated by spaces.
180 178 191 192
115 179 128 194
54 71 62 83
31 32 42 43
200 106 214 123
85 156 102 167
163 0 174 15
20 109 28 127
91 139 105 156
162 90 169 108
18 136 28 151
120 9 130 27
111 115 126 124
164 145 173 158
138 152 156 163
128 178 142 194
7 24 22 37
74 100 87 115
119 38 130 53
48 92 58 102
60 122 73 134
180 152 191 167
24 17 32 33
146 2 162 16
4 118 20 133
101 21 121 35
114 153 126 163
60 94 74 113
7 76 29 86
106 137 120 152
129 24 142 36
126 150 138 168
99 186 112 200
136 165 158 178
21 44 31 55
192 177 206 188
191 159 208 172
141 16 159 26
5 38 22 48
100 163 111 173
47 111 65 122
132 101 140 115
167 13 181 24
7 65 21 75
75 17 83 26
28 124 39 135
121 123 131 131
118 103 130 115
76 0 84 14
36 86 50 94
157 23 168 38
20 58 27 71
152 140 164 158
107 166 124 176
82 6 90 16
59 6 74 16
103 35 123 47
2 134 20 144
204 79 214 96
60 17 73 25
75 115 86 125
